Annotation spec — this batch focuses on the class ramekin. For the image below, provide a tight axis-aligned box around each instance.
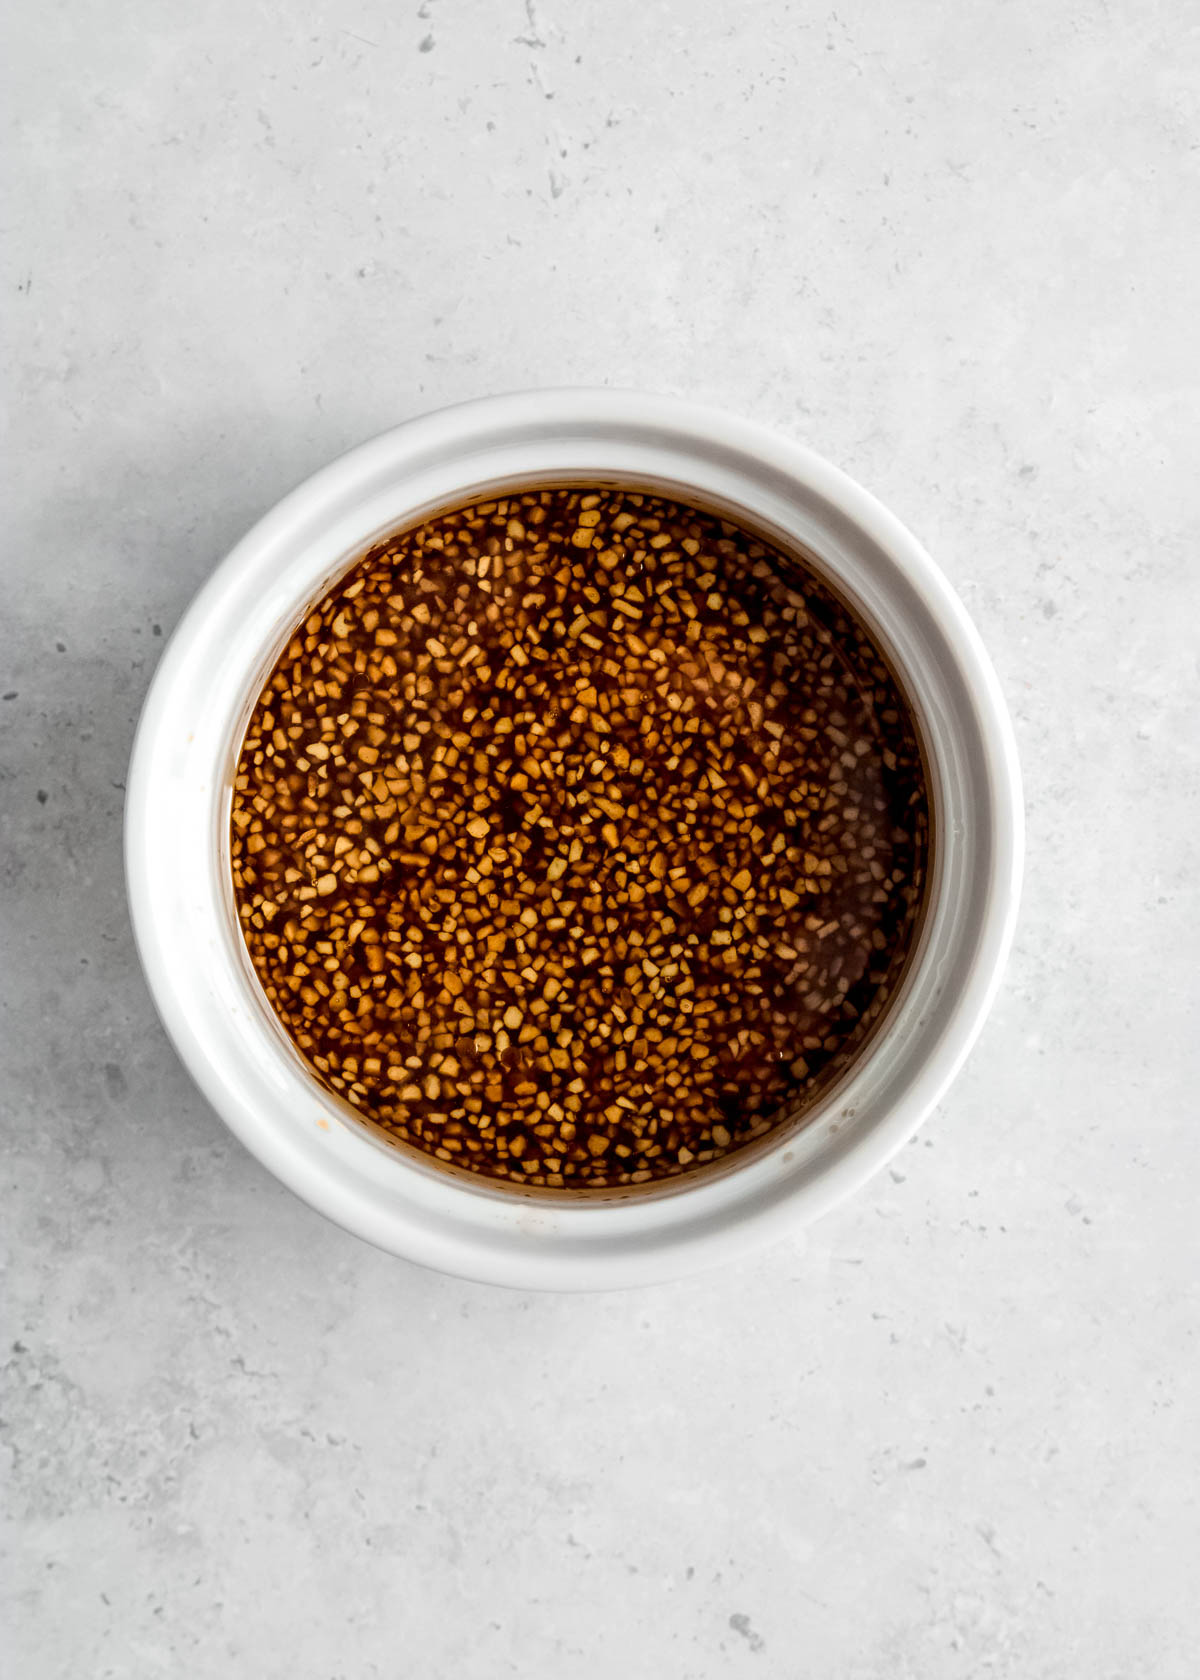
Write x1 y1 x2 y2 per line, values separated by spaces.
125 390 1022 1290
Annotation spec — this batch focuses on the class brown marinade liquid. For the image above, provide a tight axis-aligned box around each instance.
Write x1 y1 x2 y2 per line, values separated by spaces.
231 487 929 1191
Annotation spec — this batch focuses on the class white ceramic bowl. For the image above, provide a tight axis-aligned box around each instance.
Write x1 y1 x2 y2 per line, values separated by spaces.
126 390 1022 1289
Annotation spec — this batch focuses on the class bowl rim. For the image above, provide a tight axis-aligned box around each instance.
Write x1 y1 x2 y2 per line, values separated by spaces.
125 388 1023 1289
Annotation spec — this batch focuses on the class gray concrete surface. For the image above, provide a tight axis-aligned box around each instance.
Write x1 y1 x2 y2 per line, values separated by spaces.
3 2 1198 1675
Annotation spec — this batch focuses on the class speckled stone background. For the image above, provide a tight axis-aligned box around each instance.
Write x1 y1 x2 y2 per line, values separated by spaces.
4 2 1198 1675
